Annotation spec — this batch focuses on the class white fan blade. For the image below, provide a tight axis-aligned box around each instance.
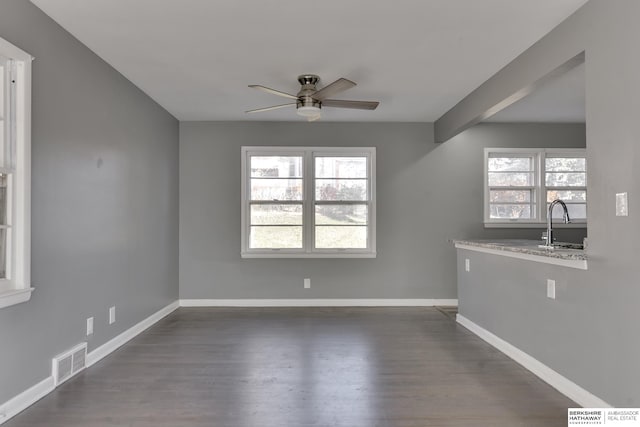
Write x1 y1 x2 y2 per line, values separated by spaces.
322 99 379 110
248 85 298 100
245 103 296 114
313 78 356 101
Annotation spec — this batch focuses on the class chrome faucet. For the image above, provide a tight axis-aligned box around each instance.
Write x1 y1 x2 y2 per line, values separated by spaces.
540 199 571 249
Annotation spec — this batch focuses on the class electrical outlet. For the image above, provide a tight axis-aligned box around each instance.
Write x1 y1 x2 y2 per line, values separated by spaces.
86 317 94 335
547 279 556 299
109 306 116 325
304 278 311 289
465 259 470 272
616 192 629 216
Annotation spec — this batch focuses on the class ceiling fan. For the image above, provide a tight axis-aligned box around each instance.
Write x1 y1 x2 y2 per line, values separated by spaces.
246 75 379 121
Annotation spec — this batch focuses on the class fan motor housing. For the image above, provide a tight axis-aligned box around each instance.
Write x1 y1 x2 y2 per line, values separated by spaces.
297 74 319 86
297 74 321 103
296 97 321 109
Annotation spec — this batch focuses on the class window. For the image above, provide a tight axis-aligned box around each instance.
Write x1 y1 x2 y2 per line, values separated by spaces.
241 147 376 257
0 38 32 309
484 148 586 227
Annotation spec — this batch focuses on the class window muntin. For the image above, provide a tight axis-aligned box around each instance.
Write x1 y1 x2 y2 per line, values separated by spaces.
242 147 376 258
484 148 586 226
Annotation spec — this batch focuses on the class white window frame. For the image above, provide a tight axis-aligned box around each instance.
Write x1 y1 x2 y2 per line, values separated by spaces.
484 148 587 228
241 146 376 258
0 37 32 309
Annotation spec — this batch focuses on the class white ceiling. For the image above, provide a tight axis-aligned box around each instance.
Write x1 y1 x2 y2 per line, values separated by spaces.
30 0 588 122
487 62 585 123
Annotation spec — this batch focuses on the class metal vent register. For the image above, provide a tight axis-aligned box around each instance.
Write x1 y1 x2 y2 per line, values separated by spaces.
52 343 87 386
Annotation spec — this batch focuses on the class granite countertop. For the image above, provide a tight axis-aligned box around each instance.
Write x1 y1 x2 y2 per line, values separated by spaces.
452 239 587 261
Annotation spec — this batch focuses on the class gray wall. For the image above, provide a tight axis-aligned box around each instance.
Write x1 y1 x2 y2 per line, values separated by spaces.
179 122 584 300
456 249 594 397
0 0 179 403
449 0 640 407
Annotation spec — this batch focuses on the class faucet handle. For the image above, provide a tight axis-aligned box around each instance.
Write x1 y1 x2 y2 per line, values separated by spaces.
541 231 548 240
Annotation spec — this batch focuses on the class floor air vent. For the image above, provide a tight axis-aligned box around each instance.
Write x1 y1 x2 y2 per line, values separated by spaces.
52 343 87 386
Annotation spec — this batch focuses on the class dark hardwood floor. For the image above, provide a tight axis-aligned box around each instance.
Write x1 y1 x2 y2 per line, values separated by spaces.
6 307 574 426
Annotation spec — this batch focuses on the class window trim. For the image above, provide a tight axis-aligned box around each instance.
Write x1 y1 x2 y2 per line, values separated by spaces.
483 147 587 228
241 146 376 258
0 37 33 309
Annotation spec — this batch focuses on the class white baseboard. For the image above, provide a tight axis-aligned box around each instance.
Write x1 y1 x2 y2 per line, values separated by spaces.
0 377 54 425
456 314 610 408
180 298 458 307
86 300 180 367
0 300 180 425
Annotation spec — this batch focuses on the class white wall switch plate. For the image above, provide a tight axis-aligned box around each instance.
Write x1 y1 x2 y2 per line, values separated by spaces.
464 259 470 272
109 306 116 325
86 317 94 335
547 279 556 299
616 192 629 216
304 278 311 289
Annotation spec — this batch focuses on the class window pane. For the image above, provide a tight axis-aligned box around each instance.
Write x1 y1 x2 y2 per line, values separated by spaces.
250 178 303 201
0 61 6 168
547 190 586 203
315 179 367 201
0 173 7 225
315 226 367 249
548 203 587 220
488 157 533 172
315 205 367 225
250 226 303 249
489 204 533 219
251 204 302 225
0 120 4 166
250 156 303 178
488 172 534 187
545 172 586 187
545 157 586 172
489 190 531 203
0 61 4 114
0 228 5 279
315 157 367 178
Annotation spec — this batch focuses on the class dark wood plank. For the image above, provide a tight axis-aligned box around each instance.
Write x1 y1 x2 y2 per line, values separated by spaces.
6 307 574 426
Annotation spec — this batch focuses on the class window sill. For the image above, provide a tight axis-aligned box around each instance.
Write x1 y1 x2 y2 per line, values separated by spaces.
0 287 34 309
484 222 587 229
242 252 377 259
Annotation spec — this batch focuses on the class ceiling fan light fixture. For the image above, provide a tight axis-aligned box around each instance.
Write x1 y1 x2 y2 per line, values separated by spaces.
248 75 379 120
296 105 321 118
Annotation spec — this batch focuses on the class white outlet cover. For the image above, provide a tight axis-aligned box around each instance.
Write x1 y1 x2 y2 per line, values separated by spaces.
109 306 116 324
304 278 311 289
616 192 629 216
547 279 556 299
465 259 470 272
86 317 94 335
